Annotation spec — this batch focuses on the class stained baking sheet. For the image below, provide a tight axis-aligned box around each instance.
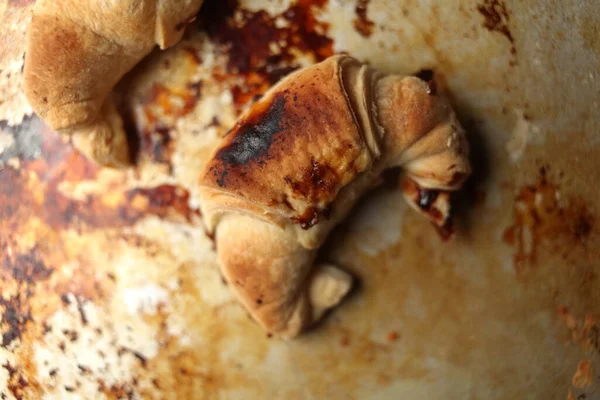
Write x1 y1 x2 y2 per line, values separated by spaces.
0 0 599 398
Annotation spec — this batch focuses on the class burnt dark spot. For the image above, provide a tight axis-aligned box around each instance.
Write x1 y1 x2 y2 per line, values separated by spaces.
64 386 74 392
218 94 286 166
256 298 263 305
215 94 287 186
48 368 58 378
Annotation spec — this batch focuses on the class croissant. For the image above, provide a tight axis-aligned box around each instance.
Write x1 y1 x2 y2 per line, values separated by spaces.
23 0 204 167
198 55 471 338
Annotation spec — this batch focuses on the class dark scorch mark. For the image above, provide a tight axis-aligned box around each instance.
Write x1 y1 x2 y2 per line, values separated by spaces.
214 94 287 186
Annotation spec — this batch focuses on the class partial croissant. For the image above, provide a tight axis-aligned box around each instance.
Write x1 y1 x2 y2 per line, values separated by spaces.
23 0 204 167
198 55 471 338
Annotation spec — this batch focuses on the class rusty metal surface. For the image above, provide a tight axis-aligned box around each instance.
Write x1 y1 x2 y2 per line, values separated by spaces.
1 0 599 399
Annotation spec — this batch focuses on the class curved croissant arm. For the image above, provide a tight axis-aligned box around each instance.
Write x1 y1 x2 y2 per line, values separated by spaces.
23 0 204 167
199 55 471 338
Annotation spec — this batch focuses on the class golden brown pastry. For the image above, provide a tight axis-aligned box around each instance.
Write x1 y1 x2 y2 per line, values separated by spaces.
23 0 204 167
198 55 471 338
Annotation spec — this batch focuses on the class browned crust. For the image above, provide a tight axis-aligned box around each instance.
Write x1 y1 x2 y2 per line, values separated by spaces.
200 56 373 222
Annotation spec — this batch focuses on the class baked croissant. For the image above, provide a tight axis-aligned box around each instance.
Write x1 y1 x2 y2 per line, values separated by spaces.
199 55 471 338
23 0 204 167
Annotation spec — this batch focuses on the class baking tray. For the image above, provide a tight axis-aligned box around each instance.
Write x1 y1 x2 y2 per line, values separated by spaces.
1 0 599 398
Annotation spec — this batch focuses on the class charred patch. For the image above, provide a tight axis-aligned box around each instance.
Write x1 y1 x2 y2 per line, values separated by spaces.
354 0 375 37
477 0 516 61
213 94 287 186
